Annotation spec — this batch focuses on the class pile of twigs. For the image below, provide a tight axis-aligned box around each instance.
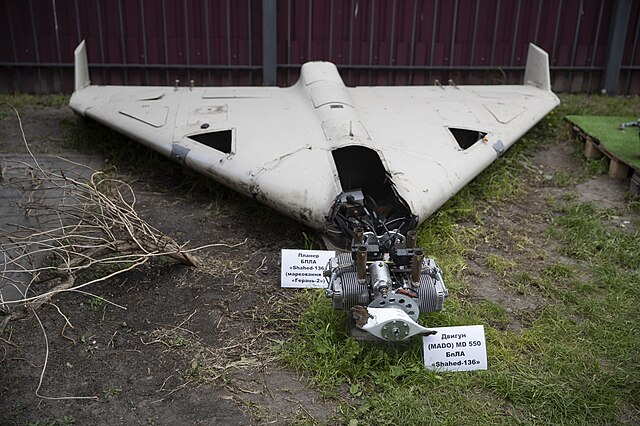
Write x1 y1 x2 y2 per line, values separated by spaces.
0 104 204 336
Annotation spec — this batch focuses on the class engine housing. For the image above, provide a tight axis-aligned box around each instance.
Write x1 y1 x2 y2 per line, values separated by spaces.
325 233 448 341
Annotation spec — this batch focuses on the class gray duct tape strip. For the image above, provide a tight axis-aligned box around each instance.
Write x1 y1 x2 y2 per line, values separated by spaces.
492 140 505 155
170 144 190 165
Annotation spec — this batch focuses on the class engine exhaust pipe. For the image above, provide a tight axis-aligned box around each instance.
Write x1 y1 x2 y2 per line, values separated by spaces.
406 230 417 248
353 227 364 245
357 245 367 282
411 249 424 285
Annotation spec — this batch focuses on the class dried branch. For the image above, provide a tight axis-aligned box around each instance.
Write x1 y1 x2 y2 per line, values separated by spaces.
0 103 241 336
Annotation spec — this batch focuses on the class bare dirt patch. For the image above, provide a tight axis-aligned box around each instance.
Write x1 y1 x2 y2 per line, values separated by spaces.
1 105 333 425
462 138 634 330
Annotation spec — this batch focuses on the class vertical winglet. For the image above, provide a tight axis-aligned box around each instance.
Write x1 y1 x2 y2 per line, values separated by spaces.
74 40 90 91
523 43 551 91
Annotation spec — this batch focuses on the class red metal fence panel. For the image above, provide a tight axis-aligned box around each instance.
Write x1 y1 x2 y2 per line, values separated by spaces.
0 0 638 94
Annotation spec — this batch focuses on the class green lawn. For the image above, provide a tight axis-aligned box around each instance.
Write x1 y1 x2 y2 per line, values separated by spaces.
280 94 640 425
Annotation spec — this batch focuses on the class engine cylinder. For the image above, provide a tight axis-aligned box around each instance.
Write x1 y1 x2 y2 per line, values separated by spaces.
326 250 447 314
369 261 391 295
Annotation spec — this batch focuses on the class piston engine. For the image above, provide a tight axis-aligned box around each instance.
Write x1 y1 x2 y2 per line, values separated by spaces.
324 227 448 342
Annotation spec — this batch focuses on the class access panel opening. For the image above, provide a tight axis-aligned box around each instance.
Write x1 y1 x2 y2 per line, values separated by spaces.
330 145 415 243
449 128 487 150
188 129 233 154
333 146 391 201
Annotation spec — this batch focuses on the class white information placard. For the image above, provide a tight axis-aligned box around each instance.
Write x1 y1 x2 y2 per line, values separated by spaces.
280 249 335 288
423 325 488 372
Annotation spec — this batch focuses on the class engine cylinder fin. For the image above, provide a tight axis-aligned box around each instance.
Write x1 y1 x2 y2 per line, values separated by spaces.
336 252 353 265
417 270 446 312
339 271 369 309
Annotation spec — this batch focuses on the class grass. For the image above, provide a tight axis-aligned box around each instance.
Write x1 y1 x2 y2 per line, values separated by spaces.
487 254 516 276
0 93 69 109
27 416 75 426
280 94 640 425
0 93 69 118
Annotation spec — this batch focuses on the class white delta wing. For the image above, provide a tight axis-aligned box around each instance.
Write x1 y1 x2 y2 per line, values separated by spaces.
70 41 559 247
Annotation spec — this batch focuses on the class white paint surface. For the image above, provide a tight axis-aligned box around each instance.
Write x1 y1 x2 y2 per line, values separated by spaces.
70 42 559 232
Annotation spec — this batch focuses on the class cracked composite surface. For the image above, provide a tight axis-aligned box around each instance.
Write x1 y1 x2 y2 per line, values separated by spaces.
0 103 635 425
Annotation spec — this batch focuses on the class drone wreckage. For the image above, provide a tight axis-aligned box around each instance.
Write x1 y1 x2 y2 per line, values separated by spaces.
70 42 559 342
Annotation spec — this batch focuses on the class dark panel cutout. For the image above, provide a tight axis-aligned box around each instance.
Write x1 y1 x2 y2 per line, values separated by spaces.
449 128 487 150
332 145 411 221
332 145 388 200
188 129 233 154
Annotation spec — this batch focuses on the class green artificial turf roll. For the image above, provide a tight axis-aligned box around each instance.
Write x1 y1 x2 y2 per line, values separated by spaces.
566 115 640 169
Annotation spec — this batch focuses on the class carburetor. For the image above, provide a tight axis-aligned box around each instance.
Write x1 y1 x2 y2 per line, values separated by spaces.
325 227 448 342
